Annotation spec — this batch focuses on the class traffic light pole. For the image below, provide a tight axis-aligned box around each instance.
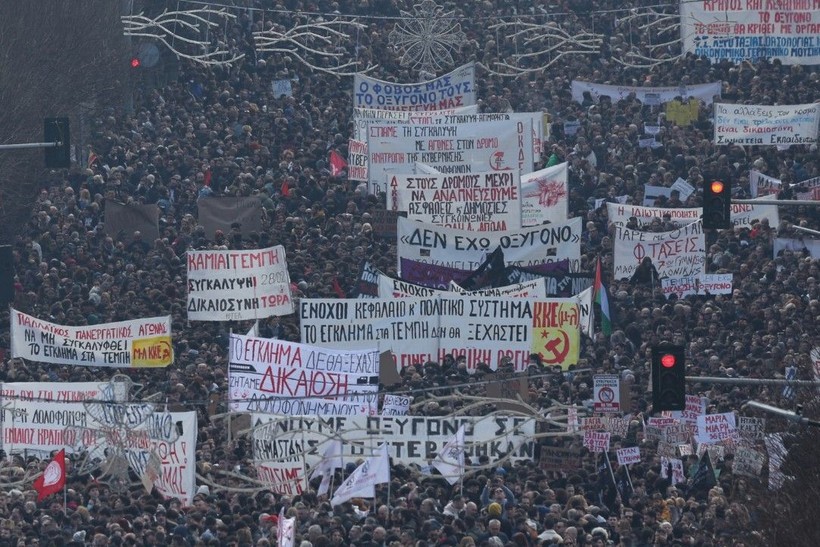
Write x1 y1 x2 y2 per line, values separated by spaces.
0 142 61 151
733 199 820 207
686 376 820 387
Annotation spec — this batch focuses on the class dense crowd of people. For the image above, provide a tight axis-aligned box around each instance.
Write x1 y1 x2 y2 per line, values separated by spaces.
0 1 818 545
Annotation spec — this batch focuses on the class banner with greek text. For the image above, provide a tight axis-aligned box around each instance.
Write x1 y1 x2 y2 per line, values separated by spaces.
749 170 781 198
0 382 104 402
714 103 820 146
378 274 445 298
387 171 522 231
661 274 733 298
382 394 411 416
186 246 294 321
697 412 738 444
352 106 479 141
607 201 779 230
571 81 721 105
354 63 476 111
398 217 582 275
449 278 548 298
613 221 706 280
520 163 569 227
251 414 536 468
437 296 580 371
10 310 172 368
367 119 533 194
255 456 307 496
680 2 820 65
616 446 641 465
228 334 379 416
348 139 369 182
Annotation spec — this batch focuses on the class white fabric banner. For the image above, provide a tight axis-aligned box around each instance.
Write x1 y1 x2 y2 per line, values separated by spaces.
378 274 445 298
352 106 479 141
520 163 569 227
773 237 820 259
387 171 522 231
680 3 820 65
381 394 411 416
749 170 782 198
607 201 779 230
431 424 465 485
449 278 548 299
228 334 379 416
661 273 733 299
398 216 582 273
613 221 706 280
10 310 172 368
330 443 389 505
367 119 533 194
714 103 820 146
353 63 476 111
186 246 293 321
571 81 721 105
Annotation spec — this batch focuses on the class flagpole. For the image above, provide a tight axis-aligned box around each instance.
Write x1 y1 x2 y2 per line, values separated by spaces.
624 463 634 493
604 452 618 490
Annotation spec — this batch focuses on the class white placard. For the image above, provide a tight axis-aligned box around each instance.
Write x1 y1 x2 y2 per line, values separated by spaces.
186 246 293 321
520 163 569 227
616 446 641 465
661 273 733 298
696 412 737 444
381 394 411 416
749 170 781 198
714 103 820 146
613 221 706 281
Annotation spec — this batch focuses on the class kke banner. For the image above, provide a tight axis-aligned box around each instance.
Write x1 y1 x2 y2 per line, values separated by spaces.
613 221 705 281
520 163 569 227
680 1 820 65
661 274 733 298
252 414 536 469
714 103 820 146
367 119 534 194
571 81 722 105
387 171 522 231
186 246 294 321
353 63 476 111
229 334 379 416
398 216 582 274
10 310 172 368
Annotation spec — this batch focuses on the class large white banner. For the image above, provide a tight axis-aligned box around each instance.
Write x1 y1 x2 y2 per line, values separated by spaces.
606 202 779 230
187 246 293 321
367 119 533 194
10 310 172 368
681 2 820 65
449 278 548 298
397 217 582 273
749 170 782 198
520 163 569 227
613 221 706 280
571 81 721 105
353 63 476 110
352 106 479 141
387 171 521 231
714 103 820 146
228 335 379 416
251 414 536 468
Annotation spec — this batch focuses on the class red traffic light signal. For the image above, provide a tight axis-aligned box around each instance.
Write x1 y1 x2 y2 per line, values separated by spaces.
661 354 676 368
130 57 141 68
652 344 686 412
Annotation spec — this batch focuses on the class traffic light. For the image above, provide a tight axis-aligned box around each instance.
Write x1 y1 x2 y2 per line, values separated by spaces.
651 343 686 412
702 179 731 229
44 118 71 169
130 57 141 68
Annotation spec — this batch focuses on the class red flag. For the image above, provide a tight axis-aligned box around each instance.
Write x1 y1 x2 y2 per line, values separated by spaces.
329 150 347 177
332 277 346 298
203 169 212 187
281 181 290 197
33 449 66 501
87 150 100 169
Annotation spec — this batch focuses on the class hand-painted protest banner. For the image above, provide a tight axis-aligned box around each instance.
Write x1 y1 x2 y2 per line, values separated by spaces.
593 375 621 413
367 119 533 194
520 163 569 227
697 412 737 444
749 170 782 198
0 382 103 402
398 217 582 275
228 334 379 416
660 456 686 484
616 446 641 465
382 394 411 416
731 199 781 229
251 414 535 468
1 400 96 453
680 1 820 65
252 432 308 495
10 310 172 368
378 274 445 298
387 171 522 231
661 273 733 298
186 246 293 321
737 417 766 441
352 106 479 141
584 431 610 452
733 447 765 478
671 395 708 423
795 175 820 200
714 103 820 146
607 201 779 230
354 63 476 111
613 221 705 280
299 297 440 368
540 446 582 471
571 81 722 105
347 139 369 182
437 295 580 371
449 278 548 298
